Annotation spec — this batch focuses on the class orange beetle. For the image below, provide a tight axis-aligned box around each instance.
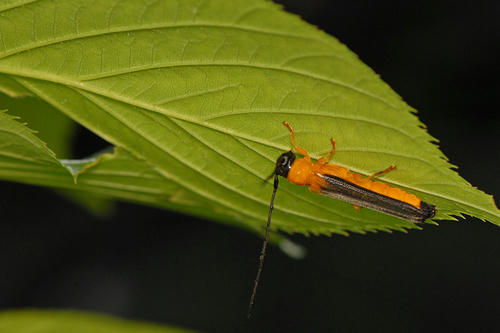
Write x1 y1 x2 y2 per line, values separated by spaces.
278 121 435 222
248 121 436 318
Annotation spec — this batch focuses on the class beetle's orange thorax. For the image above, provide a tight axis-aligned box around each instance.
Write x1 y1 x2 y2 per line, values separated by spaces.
287 158 316 185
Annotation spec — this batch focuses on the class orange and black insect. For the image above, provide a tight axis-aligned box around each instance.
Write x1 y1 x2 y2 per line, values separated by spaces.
247 121 436 317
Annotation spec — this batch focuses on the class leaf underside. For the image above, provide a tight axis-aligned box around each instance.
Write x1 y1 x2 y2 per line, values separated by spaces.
0 0 498 236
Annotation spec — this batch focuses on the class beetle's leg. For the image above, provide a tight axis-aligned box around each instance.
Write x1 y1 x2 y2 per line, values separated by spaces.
283 121 310 161
367 165 396 180
316 138 336 166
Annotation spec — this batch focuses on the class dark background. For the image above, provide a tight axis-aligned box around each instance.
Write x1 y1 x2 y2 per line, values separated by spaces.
1 1 499 332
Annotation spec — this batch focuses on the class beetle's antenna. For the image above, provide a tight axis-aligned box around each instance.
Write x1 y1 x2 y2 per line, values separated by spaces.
262 171 275 185
247 174 279 319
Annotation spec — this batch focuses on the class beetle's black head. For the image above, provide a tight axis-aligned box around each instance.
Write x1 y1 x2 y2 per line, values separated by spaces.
274 151 295 178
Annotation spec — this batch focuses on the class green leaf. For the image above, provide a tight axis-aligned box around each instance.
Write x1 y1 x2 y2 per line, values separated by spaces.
0 90 116 215
0 73 31 97
0 110 241 225
0 111 305 256
0 91 76 159
0 310 197 333
0 0 498 235
0 110 73 182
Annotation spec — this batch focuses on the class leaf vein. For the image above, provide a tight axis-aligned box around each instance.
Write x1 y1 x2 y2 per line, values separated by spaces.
79 62 396 109
0 0 39 14
203 108 413 138
0 22 334 60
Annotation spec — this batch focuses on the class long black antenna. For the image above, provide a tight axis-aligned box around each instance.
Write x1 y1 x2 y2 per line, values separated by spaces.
247 174 280 319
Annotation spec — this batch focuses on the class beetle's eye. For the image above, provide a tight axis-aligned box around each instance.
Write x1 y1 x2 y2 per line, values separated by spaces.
280 156 288 165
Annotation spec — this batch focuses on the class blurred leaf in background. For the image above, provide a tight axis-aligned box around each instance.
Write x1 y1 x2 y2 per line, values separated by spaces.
0 310 197 333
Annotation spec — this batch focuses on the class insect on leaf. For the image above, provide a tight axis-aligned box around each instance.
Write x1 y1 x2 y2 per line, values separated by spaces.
0 0 498 235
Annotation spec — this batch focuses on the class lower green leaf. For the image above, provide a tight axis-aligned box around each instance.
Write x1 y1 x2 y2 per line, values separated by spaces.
0 310 197 333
